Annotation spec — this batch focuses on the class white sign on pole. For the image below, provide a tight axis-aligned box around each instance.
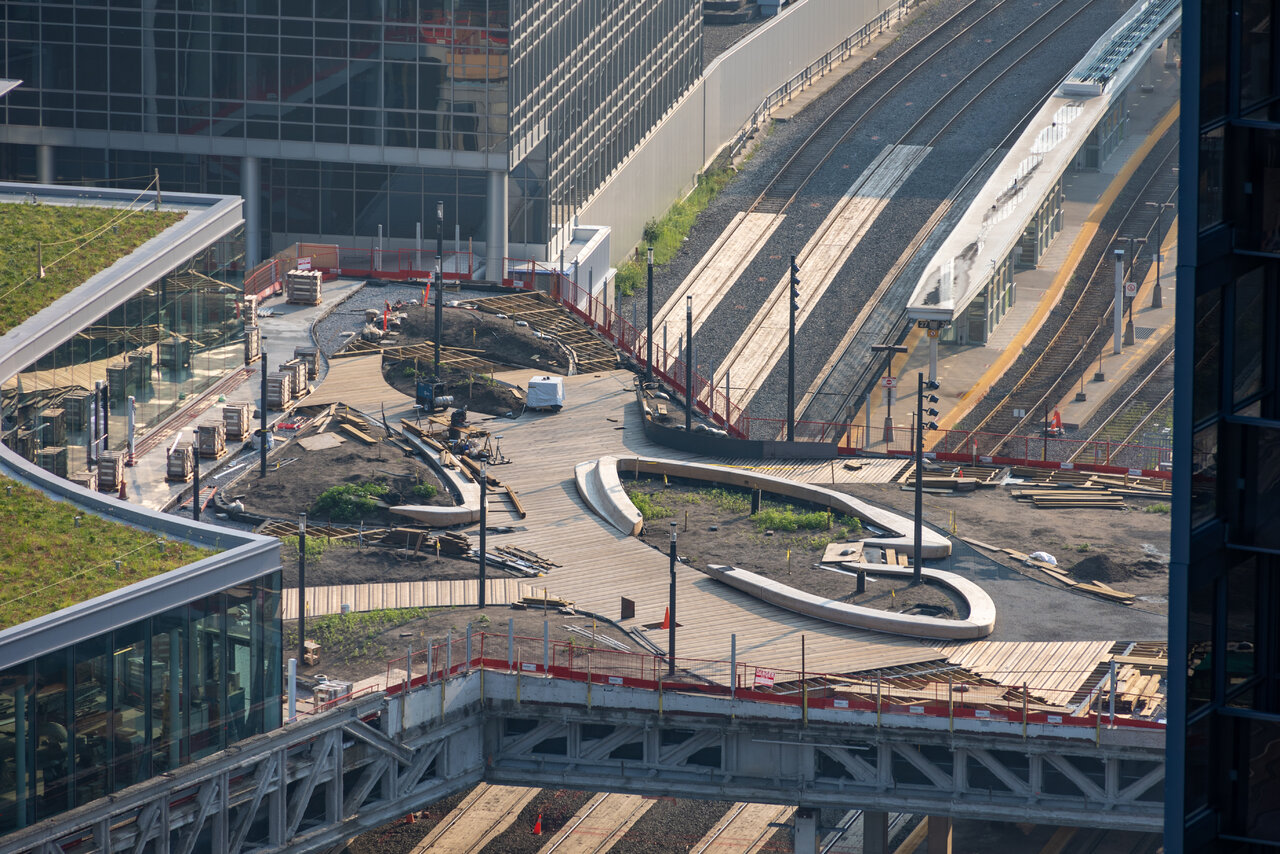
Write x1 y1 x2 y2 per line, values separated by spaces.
753 668 775 688
297 257 312 271
882 376 897 389
1124 280 1138 297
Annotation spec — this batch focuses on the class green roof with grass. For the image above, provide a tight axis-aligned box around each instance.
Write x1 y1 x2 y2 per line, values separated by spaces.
0 203 184 337
0 476 217 630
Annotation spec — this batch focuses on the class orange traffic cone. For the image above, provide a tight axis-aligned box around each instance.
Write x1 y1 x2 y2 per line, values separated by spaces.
405 812 416 825
957 468 964 479
118 478 128 501
533 814 543 835
661 608 670 630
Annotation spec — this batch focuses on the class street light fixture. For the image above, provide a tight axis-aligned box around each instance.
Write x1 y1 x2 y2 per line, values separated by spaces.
478 459 488 609
1117 237 1146 346
914 373 940 584
668 521 678 676
434 201 445 377
685 295 693 432
1144 201 1173 309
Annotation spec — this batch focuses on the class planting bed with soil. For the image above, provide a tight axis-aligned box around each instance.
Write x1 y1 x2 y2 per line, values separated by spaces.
627 477 965 619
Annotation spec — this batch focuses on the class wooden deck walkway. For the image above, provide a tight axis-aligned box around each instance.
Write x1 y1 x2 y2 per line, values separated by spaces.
467 371 941 677
283 578 527 619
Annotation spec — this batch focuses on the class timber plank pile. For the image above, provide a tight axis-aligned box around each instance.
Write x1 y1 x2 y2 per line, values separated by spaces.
1009 484 1128 510
963 540 1138 604
469 291 619 373
332 337 497 375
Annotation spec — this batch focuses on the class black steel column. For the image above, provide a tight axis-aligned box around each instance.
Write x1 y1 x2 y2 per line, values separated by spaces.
298 512 307 666
685 296 693 431
260 363 268 477
645 247 654 382
478 471 488 608
668 521 677 676
192 455 201 522
787 256 800 442
434 201 444 377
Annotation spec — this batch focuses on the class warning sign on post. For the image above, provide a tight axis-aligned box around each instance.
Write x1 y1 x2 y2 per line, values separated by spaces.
297 257 312 271
1124 280 1138 297
882 376 897 389
753 668 775 688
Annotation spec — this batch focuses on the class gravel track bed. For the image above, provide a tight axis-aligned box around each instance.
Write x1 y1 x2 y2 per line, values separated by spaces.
609 799 734 853
620 0 1131 425
477 787 596 853
1070 336 1174 447
344 785 476 854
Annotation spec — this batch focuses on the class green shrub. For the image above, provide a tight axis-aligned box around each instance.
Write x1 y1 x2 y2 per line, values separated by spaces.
312 482 389 522
280 534 328 561
409 482 438 501
705 487 750 514
285 607 432 660
1143 502 1171 514
752 506 832 532
627 489 673 520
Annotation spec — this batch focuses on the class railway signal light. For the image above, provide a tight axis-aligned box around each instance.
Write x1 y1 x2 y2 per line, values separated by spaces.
789 256 801 311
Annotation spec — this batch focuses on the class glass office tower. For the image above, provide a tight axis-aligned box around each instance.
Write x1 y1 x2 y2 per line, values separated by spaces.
1170 1 1280 851
0 0 701 263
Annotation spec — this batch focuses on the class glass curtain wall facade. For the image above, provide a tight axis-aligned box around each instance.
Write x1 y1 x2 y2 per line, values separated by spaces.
0 232 245 477
0 0 702 256
1171 0 1280 851
0 574 283 835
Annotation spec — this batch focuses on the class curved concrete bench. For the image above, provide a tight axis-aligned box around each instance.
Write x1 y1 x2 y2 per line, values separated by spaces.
599 456 951 558
392 434 483 526
390 503 482 526
704 564 995 640
574 456 642 536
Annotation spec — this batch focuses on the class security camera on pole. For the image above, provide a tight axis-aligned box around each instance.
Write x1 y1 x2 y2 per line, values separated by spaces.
787 256 800 442
914 373 940 583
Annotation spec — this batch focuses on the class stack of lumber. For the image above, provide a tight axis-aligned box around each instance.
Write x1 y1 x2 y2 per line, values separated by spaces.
1111 655 1166 717
67 469 97 492
520 591 575 610
1009 484 1127 510
266 371 292 410
493 546 558 574
1083 472 1171 498
285 269 323 305
436 531 472 555
197 421 227 459
244 324 261 364
97 452 122 492
223 403 253 439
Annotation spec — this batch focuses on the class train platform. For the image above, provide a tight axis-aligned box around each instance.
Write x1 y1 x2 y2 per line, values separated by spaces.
860 53 1180 451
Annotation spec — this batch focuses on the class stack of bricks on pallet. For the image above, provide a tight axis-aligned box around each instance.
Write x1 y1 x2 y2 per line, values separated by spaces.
35 446 68 478
285 269 322 305
281 360 308 399
223 403 253 439
198 422 227 459
293 346 319 380
68 469 97 492
244 324 261 364
97 452 122 492
267 372 292 410
167 444 194 482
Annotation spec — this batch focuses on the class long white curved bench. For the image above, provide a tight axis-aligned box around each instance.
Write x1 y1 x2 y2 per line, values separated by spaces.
574 456 642 536
582 455 952 558
704 564 995 640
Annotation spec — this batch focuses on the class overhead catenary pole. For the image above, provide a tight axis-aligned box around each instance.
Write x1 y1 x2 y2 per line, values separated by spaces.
646 247 655 383
787 256 800 442
478 463 488 608
434 201 445 377
914 372 940 584
685 296 693 432
192 454 201 522
260 363 268 477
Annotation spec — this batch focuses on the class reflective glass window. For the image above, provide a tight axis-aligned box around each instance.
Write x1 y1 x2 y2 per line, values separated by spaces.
151 608 186 772
1194 287 1222 426
188 596 224 761
33 650 70 821
1233 268 1266 408
72 636 110 806
1191 424 1219 530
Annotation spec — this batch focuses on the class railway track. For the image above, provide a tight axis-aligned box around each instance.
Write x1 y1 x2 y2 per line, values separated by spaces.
952 131 1179 457
408 783 538 853
1068 342 1173 467
690 802 794 853
684 0 1114 426
537 792 655 854
819 810 911 853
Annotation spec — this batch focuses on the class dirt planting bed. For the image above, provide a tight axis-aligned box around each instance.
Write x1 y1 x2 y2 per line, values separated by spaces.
627 477 965 618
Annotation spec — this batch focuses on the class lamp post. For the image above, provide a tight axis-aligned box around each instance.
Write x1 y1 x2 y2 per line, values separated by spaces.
685 295 693 432
260 364 268 478
914 373 939 584
1112 249 1124 354
668 520 678 676
646 247 655 383
478 461 488 609
298 512 307 667
434 201 444 377
1119 237 1146 346
1145 200 1173 309
870 343 908 445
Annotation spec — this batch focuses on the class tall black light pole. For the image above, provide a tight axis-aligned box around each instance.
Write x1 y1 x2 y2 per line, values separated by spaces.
259 364 268 478
645 247 655 382
1144 201 1172 309
192 454 201 522
787 256 800 442
478 462 488 609
434 200 444 377
914 372 939 584
685 295 693 432
298 512 307 666
668 520 678 676
870 343 908 446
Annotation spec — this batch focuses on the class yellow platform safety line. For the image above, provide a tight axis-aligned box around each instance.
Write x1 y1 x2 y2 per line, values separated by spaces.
931 102 1181 435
